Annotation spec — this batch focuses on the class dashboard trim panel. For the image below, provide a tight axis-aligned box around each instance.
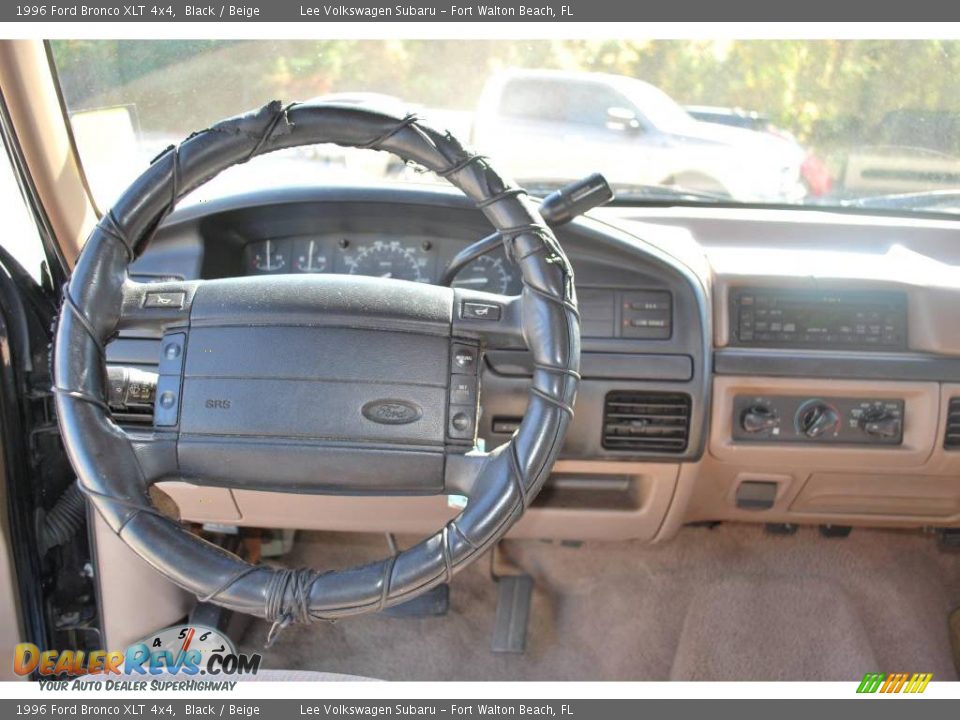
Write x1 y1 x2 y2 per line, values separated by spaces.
488 350 693 382
715 347 960 383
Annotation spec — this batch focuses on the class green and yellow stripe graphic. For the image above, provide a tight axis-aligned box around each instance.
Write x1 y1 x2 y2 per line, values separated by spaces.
857 672 932 694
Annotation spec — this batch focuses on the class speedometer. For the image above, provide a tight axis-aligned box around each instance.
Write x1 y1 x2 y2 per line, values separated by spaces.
348 241 423 282
452 255 511 294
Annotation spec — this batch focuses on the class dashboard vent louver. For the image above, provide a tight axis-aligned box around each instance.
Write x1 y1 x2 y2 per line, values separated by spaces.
944 398 960 449
602 391 691 454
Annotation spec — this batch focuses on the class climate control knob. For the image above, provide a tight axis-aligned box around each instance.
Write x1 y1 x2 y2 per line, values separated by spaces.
796 400 841 439
741 405 780 434
859 408 902 439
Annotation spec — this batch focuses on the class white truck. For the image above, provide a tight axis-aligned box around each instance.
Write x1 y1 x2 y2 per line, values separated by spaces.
473 69 808 203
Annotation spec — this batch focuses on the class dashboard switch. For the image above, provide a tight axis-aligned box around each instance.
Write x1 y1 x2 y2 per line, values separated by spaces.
450 377 477 406
860 409 902 439
447 339 480 447
619 290 672 339
143 291 185 309
153 375 181 427
158 333 186 375
448 406 475 439
741 405 779 434
461 301 501 321
451 344 477 373
796 400 841 438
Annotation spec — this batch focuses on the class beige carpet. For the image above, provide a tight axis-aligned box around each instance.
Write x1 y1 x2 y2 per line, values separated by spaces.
238 523 960 681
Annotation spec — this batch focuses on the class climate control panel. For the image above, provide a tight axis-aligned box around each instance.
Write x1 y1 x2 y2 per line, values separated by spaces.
732 395 904 445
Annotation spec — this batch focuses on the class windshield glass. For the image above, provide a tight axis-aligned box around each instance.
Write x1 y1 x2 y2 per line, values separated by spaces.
615 77 699 131
50 39 960 215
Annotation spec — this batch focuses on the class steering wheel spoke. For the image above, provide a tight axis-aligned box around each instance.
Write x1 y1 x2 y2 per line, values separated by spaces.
126 432 180 486
442 448 489 498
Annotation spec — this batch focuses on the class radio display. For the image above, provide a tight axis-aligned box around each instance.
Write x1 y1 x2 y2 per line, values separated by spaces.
729 288 907 351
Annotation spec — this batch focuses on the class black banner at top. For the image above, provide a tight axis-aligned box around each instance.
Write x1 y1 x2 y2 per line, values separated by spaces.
5 0 960 22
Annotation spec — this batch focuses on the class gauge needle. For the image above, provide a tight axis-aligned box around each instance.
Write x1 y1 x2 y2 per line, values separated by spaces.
381 272 393 278
454 278 489 285
174 627 195 670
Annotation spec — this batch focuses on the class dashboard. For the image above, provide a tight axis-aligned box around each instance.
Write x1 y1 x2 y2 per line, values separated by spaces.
111 186 960 543
119 188 709 466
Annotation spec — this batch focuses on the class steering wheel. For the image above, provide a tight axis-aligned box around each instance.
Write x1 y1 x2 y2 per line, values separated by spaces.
53 101 580 631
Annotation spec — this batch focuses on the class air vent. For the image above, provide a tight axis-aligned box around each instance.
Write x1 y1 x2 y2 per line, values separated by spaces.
602 391 691 453
945 398 960 448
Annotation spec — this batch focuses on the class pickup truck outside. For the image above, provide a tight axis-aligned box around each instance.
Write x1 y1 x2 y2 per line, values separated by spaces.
473 69 809 202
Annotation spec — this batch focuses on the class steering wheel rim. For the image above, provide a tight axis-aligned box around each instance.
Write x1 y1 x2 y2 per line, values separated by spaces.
53 101 580 629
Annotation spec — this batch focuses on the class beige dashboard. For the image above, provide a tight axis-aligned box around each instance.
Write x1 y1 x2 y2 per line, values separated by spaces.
650 208 960 536
157 206 960 543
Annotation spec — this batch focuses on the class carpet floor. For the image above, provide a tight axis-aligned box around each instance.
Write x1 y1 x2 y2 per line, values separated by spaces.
238 523 960 681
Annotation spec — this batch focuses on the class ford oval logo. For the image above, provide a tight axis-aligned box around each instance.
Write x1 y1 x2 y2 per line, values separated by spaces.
362 399 422 425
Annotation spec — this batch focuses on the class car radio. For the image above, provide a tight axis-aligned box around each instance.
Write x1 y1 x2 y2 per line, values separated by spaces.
729 288 907 351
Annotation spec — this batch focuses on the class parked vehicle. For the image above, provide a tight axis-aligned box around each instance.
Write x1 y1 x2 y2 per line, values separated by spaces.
474 69 808 202
872 109 960 156
687 105 833 196
685 105 777 133
840 145 960 196
840 111 960 196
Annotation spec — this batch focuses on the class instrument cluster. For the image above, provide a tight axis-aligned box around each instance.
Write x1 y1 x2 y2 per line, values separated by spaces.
243 232 522 294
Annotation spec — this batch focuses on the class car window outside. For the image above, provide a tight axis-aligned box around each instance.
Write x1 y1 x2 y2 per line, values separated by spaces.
500 79 568 123
0 137 49 282
565 83 629 127
49 39 960 215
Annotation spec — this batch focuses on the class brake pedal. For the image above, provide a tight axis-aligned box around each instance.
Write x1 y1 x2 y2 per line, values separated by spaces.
819 524 852 538
765 522 798 536
383 583 449 617
492 574 533 653
379 532 449 617
938 528 960 550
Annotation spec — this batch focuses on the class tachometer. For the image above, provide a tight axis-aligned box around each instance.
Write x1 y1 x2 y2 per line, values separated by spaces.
348 241 423 282
131 624 236 671
452 255 511 294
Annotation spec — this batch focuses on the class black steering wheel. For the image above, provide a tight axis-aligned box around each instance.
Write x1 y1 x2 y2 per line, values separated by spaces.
53 101 580 631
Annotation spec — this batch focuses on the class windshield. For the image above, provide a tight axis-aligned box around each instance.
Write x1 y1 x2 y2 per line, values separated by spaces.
50 39 960 215
613 76 699 131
